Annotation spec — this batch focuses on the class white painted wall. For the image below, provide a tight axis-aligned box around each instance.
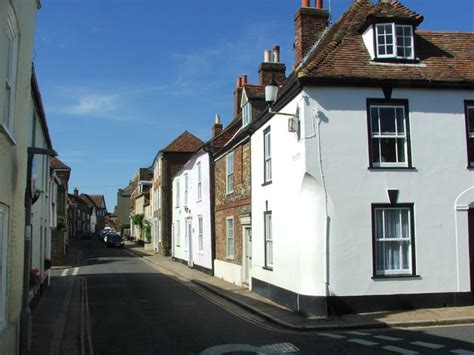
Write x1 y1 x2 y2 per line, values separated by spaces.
252 86 474 299
172 150 213 271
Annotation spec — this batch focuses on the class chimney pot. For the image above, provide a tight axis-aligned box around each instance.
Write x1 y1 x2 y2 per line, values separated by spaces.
301 0 310 7
316 0 323 9
212 114 223 137
236 77 242 88
215 114 221 124
264 50 271 63
241 74 247 85
272 45 280 63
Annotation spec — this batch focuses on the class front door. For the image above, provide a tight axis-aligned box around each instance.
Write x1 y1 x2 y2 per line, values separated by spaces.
243 227 252 286
186 219 193 267
469 209 474 301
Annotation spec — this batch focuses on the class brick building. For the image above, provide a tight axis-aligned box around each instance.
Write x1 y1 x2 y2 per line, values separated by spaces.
213 48 286 287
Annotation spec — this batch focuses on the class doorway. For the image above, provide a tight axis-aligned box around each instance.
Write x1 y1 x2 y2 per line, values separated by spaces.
243 227 252 286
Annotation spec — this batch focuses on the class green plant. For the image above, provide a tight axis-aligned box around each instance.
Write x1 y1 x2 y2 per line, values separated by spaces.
143 220 151 242
131 213 145 240
57 215 67 232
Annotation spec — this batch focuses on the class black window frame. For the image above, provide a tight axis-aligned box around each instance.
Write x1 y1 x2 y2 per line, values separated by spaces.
367 98 413 169
464 100 474 169
371 203 416 278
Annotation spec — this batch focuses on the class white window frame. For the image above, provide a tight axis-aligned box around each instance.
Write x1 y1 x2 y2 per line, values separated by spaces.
226 217 234 260
373 206 414 276
0 204 9 325
198 216 203 252
197 162 202 201
184 173 189 207
264 211 273 268
226 151 234 194
2 7 19 137
175 179 180 208
369 103 409 168
264 128 272 183
176 220 180 246
242 103 252 127
375 23 414 60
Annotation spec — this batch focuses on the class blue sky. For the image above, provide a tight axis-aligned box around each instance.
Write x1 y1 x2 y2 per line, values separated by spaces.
34 0 474 210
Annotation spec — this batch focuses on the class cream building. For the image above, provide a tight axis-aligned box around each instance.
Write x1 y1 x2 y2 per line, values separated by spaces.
0 1 41 353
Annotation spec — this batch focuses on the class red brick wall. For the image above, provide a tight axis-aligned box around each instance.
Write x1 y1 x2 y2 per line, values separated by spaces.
214 141 251 265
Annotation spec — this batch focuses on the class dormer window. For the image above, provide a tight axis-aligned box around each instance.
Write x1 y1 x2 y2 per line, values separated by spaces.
375 23 414 59
242 103 252 127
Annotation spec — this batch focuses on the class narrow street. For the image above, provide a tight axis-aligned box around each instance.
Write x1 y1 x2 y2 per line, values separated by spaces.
28 238 474 355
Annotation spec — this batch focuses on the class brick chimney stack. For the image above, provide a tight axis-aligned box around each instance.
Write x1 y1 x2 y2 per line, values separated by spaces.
74 187 79 196
212 114 223 137
294 0 329 68
258 45 286 86
233 76 244 118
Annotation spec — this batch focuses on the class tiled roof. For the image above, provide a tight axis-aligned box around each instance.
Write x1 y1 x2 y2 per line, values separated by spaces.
366 1 423 25
243 84 265 100
120 184 133 195
162 131 204 153
88 195 106 209
50 157 70 170
299 0 474 85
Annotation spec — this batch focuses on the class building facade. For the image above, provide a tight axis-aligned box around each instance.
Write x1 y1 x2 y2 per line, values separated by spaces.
250 0 474 315
0 1 40 352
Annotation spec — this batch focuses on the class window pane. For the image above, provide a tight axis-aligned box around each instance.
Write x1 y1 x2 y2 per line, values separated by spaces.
384 209 400 239
372 139 381 164
375 209 384 240
401 210 409 239
387 46 393 55
396 108 405 133
380 138 397 162
401 241 410 270
378 46 386 55
384 241 401 270
379 108 396 134
385 25 392 34
378 35 385 45
469 138 474 165
468 109 474 134
376 241 385 271
371 107 379 133
396 138 406 163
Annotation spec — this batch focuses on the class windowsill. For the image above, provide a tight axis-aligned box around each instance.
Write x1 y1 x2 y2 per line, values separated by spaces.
262 266 273 271
368 167 416 171
261 180 272 187
226 191 234 196
0 124 16 145
225 257 234 261
372 274 420 280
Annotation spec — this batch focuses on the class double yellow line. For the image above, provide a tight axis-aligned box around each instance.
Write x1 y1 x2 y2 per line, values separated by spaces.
80 278 94 355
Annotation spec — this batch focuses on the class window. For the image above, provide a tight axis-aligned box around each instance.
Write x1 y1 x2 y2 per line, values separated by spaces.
372 204 415 276
226 217 234 259
197 162 202 201
368 100 410 168
198 216 203 252
242 103 252 127
157 188 161 210
465 102 474 167
176 179 180 207
2 7 18 135
158 158 162 177
0 204 9 323
264 211 273 268
264 128 272 182
184 174 188 206
176 221 180 246
226 152 234 194
375 23 414 59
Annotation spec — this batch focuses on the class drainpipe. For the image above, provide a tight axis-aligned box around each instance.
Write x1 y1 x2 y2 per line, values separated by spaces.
315 109 330 310
204 144 216 276
20 147 57 354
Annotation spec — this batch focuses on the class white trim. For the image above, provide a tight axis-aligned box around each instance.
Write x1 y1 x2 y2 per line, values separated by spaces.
226 151 234 195
375 23 414 60
226 217 234 260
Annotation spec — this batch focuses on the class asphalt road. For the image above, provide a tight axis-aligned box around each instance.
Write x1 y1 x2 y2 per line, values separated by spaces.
57 238 474 355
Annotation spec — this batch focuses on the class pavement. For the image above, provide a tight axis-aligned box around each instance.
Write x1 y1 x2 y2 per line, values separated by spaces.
28 238 474 354
125 241 474 332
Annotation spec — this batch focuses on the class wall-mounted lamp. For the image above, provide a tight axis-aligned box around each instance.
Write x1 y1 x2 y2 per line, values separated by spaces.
265 79 299 133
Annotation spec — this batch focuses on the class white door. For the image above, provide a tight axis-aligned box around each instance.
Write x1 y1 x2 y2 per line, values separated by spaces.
186 219 193 267
243 227 252 285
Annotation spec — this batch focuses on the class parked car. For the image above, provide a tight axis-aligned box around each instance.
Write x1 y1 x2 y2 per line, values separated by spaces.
104 233 124 248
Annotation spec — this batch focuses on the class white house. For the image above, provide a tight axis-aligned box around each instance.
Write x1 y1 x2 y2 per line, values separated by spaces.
172 148 213 274
250 0 474 316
